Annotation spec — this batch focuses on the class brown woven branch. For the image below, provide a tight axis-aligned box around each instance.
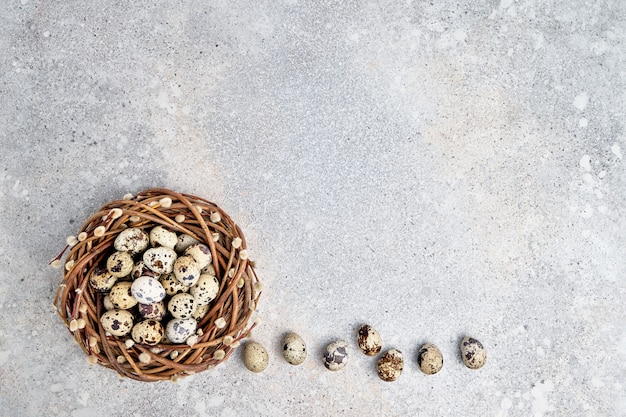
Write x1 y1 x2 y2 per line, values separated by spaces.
53 188 262 382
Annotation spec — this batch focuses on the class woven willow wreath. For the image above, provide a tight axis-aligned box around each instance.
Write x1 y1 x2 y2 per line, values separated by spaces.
53 188 261 382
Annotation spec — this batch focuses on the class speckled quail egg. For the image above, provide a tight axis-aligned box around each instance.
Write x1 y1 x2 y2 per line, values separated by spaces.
131 261 160 280
184 243 212 269
114 227 149 254
131 276 166 304
417 343 443 375
175 233 200 254
323 340 349 371
201 263 216 276
282 332 306 365
192 304 210 322
89 267 117 292
137 301 167 321
357 324 382 356
109 281 138 309
190 273 220 306
100 309 134 337
460 336 487 369
149 226 178 249
160 273 189 296
377 349 404 382
172 254 202 287
131 319 165 345
167 293 196 319
106 251 134 278
103 294 114 310
165 318 197 343
243 341 269 373
143 246 177 274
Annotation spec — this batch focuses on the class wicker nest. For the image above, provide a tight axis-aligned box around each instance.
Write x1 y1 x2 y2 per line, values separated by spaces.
53 188 261 382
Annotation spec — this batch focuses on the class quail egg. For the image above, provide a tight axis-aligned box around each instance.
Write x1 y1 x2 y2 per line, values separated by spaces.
172 254 202 287
243 341 269 373
190 273 220 306
89 267 117 292
160 273 189 296
100 309 134 337
323 340 349 371
131 319 165 346
131 276 166 304
165 318 197 343
282 332 306 365
106 251 134 278
357 324 382 356
114 227 149 254
184 243 212 269
417 343 443 375
167 293 196 319
109 281 138 309
377 349 404 382
460 336 487 369
149 226 178 249
143 246 177 274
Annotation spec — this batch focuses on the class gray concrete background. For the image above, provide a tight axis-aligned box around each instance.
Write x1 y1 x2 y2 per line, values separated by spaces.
1 0 625 416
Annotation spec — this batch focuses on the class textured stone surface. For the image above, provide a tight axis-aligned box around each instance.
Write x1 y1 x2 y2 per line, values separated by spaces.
1 0 625 415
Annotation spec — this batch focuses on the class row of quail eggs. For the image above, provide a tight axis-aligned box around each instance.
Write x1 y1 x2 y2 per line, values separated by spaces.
242 326 486 380
359 325 487 380
91 226 222 346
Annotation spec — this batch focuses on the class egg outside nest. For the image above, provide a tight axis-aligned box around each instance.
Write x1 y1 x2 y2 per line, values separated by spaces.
376 349 404 382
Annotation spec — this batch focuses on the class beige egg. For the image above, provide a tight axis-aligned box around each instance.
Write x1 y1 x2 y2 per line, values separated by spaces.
282 332 307 365
190 273 220 306
100 309 134 337
103 294 114 310
243 341 269 373
377 349 404 382
168 293 196 319
89 267 117 292
131 261 160 280
460 337 487 369
106 251 134 278
357 324 382 356
149 226 178 249
184 243 212 269
109 281 138 309
143 246 177 274
114 227 149 254
172 254 202 287
192 304 210 322
175 233 200 254
417 343 443 375
137 301 167 321
131 319 165 346
160 273 189 296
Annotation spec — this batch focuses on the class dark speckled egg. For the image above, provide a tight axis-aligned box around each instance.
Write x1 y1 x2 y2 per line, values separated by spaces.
100 309 134 337
282 332 307 365
132 319 165 345
460 336 487 369
377 349 404 382
323 340 349 371
137 301 167 321
357 324 382 356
